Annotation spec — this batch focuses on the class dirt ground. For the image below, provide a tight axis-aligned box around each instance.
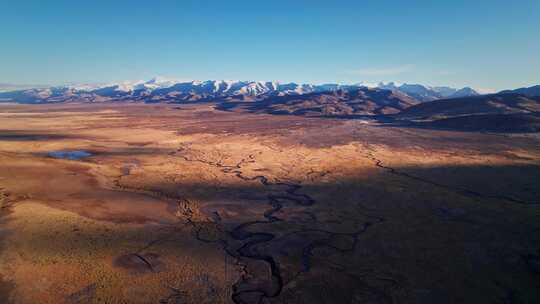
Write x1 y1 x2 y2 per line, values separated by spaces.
0 102 539 304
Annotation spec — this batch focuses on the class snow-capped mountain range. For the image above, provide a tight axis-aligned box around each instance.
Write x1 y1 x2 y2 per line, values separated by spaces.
0 77 480 103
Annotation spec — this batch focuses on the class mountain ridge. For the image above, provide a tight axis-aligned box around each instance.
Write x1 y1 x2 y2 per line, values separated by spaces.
222 87 420 116
0 78 480 104
499 85 540 97
395 93 540 132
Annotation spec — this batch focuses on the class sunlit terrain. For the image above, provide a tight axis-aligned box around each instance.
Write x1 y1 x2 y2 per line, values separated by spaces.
0 103 539 303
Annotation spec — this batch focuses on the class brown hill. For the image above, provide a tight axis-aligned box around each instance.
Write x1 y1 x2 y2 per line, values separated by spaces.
399 93 540 120
227 88 419 116
423 113 540 133
396 93 540 133
499 85 540 97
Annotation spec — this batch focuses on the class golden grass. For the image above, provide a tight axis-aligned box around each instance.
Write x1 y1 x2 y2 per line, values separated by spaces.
0 103 538 303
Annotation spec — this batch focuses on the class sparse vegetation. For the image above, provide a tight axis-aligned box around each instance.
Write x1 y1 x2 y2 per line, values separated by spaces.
0 103 539 303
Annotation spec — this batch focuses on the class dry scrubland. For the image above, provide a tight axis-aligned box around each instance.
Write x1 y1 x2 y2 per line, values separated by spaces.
0 103 539 303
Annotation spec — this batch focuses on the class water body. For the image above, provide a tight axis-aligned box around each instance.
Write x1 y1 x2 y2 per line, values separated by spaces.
48 150 92 160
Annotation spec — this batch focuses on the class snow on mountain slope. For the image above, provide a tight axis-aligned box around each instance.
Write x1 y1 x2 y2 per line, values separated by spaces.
0 78 481 103
236 87 420 116
378 82 479 101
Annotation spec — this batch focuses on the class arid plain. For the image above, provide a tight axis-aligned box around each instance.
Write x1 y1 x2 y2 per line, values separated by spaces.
0 103 539 304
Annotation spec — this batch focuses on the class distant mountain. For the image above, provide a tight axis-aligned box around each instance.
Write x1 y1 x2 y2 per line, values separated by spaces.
499 85 540 97
449 87 480 98
378 82 480 102
220 88 419 116
0 78 480 104
2 79 538 132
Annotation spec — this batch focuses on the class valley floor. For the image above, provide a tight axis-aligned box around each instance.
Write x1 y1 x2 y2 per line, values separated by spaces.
0 103 539 304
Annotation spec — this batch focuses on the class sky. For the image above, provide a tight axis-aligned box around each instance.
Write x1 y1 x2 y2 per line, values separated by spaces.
1 0 539 91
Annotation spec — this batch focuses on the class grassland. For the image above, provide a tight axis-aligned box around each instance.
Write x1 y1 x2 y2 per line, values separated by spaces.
0 103 539 303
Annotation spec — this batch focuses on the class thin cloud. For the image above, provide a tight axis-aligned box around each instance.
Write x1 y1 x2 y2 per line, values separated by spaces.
348 64 415 76
476 87 497 94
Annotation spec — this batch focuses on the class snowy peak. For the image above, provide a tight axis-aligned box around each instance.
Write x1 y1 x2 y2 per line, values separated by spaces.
0 78 481 103
377 82 479 101
450 87 480 98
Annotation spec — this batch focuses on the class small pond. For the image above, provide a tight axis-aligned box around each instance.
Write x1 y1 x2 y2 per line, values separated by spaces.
47 150 93 160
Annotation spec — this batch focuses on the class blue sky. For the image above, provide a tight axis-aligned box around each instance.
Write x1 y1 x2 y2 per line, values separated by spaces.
1 0 539 91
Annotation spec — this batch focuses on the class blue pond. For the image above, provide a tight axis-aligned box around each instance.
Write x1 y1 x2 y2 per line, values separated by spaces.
48 150 93 160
